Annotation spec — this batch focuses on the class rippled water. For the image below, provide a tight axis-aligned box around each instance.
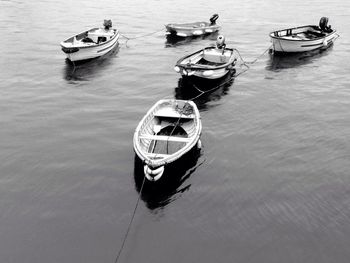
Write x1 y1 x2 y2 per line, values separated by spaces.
1 0 350 262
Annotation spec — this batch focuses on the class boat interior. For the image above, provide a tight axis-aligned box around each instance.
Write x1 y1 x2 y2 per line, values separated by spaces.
138 103 198 159
168 14 219 29
182 47 234 66
63 28 115 46
170 21 212 29
272 24 333 40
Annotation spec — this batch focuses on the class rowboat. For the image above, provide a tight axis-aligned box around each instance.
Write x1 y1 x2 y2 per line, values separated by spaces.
133 99 202 181
165 14 220 37
60 20 120 62
174 35 237 79
270 17 338 53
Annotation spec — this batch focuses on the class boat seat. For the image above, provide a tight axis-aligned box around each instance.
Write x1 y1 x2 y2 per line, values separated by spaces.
140 134 191 142
154 108 195 119
203 49 232 63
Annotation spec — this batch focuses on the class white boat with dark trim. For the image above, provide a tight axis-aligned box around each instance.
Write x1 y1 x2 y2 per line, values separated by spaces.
133 99 202 181
165 14 220 37
60 20 119 62
174 35 237 79
270 17 338 53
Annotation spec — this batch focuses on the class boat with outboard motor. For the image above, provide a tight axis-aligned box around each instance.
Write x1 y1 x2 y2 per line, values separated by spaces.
133 99 202 182
174 35 237 80
165 14 220 37
60 20 120 62
270 17 338 53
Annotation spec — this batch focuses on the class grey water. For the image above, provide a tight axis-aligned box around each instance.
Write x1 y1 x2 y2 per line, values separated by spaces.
1 0 350 262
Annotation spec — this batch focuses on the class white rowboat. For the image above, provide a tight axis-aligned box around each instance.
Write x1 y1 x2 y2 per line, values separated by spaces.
175 35 237 80
270 17 338 53
60 20 119 62
133 99 202 181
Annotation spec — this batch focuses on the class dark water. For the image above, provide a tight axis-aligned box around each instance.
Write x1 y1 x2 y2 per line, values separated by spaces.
1 0 350 262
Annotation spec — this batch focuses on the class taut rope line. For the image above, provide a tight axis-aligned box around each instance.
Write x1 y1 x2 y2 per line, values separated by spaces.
120 28 165 46
114 174 146 263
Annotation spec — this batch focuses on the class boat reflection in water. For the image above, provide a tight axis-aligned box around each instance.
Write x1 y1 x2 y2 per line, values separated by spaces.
266 45 333 71
63 43 120 81
175 69 235 109
165 32 218 48
133 147 201 211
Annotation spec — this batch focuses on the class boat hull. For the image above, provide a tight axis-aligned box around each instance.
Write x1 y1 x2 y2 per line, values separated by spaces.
133 99 202 181
270 26 337 53
178 66 231 79
165 23 220 37
175 47 236 80
61 30 119 62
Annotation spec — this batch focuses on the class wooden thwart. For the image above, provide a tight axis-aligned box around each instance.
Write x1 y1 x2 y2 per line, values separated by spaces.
140 134 191 142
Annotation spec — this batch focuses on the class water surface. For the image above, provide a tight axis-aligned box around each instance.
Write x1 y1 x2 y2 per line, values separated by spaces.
1 0 350 262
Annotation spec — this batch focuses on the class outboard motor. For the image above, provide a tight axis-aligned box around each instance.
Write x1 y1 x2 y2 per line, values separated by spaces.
319 17 331 32
209 14 219 25
216 35 226 49
103 19 112 30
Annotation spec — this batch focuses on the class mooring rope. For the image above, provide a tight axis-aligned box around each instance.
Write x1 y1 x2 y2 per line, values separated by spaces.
232 45 272 77
120 28 165 46
114 174 146 263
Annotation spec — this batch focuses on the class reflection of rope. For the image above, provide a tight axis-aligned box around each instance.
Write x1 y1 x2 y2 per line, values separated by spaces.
71 59 77 74
114 174 146 263
188 73 235 101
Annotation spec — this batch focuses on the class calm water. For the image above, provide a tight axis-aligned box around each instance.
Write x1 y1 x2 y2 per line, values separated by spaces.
1 0 350 262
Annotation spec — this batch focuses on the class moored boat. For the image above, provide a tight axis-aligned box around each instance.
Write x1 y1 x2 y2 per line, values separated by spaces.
165 14 220 37
174 35 237 80
60 20 120 62
270 17 338 53
133 99 202 181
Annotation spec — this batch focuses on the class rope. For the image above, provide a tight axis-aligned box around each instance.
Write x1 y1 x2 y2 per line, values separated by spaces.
114 174 147 263
334 33 340 41
155 102 190 157
120 28 164 46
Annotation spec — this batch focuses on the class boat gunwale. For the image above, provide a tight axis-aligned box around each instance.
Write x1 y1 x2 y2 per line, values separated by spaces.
60 28 119 50
165 21 220 30
133 99 201 167
269 25 336 42
176 47 236 70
